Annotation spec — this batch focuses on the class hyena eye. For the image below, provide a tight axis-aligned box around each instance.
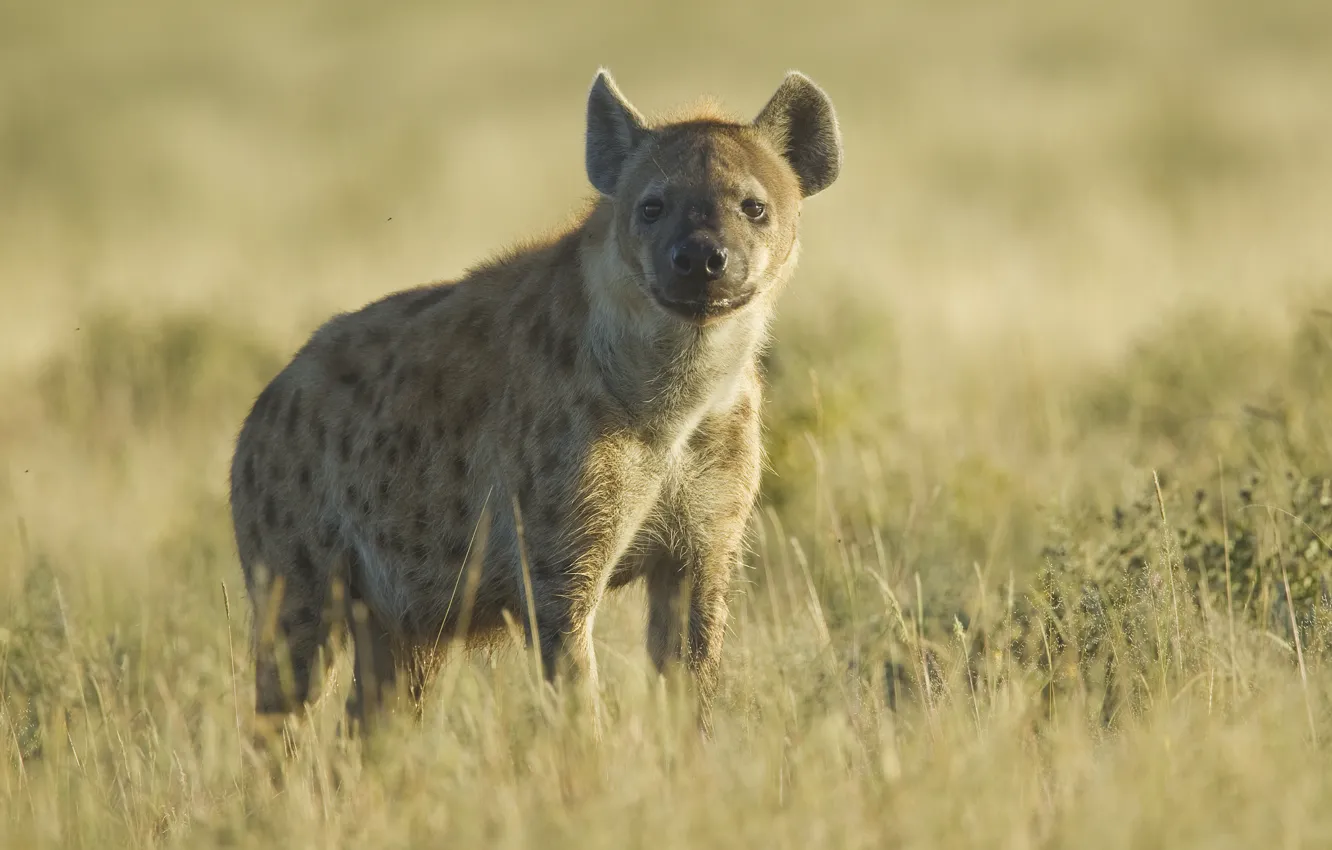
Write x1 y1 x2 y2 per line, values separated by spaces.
640 199 664 223
741 199 767 221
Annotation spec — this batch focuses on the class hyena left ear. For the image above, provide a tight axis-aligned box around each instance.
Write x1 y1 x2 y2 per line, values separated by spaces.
585 68 648 196
753 72 843 198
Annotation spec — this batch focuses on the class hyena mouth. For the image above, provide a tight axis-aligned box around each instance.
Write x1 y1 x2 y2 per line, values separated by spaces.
652 289 758 324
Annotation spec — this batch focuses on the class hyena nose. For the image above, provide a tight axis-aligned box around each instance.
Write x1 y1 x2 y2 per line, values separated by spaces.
670 239 729 282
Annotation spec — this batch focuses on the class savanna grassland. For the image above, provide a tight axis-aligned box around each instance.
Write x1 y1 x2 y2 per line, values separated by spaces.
4 0 1332 846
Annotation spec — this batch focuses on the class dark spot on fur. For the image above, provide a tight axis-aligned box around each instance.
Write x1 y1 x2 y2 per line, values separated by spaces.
298 465 312 492
336 369 360 390
530 556 554 579
403 287 452 317
294 542 316 579
346 549 365 593
387 444 399 466
320 521 338 548
432 421 446 441
373 431 389 453
453 453 467 480
461 393 489 424
527 319 547 354
582 393 608 423
381 354 396 379
452 496 467 522
378 528 405 552
314 419 327 452
295 600 321 625
282 511 294 531
404 427 420 459
243 456 257 493
263 497 277 528
378 478 391 500
411 541 430 561
540 448 562 478
461 311 488 345
254 383 280 425
364 327 391 347
249 520 262 546
512 290 537 322
285 389 303 437
339 432 353 463
542 501 561 528
429 377 444 405
557 335 578 372
393 368 409 393
719 436 750 473
272 459 285 482
445 537 469 561
513 403 532 441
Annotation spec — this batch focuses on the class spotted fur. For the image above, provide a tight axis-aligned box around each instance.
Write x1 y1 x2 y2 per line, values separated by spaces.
229 68 842 737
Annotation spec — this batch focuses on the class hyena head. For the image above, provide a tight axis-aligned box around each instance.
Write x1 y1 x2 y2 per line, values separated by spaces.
585 70 842 326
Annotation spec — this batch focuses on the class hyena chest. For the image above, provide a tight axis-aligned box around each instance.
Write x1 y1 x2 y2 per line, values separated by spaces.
601 439 714 591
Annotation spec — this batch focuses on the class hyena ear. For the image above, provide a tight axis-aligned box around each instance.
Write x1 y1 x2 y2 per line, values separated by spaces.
753 71 843 198
585 69 647 196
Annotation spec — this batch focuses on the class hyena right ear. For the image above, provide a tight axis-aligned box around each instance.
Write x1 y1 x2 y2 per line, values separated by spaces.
585 69 647 196
754 72 843 198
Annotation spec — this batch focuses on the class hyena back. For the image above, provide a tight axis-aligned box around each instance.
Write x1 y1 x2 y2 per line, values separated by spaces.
229 68 842 736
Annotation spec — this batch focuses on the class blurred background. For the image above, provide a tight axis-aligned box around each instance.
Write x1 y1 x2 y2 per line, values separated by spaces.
3 0 1332 702
6 2 1332 845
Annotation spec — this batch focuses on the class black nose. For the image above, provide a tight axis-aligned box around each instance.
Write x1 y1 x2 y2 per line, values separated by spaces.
670 238 728 281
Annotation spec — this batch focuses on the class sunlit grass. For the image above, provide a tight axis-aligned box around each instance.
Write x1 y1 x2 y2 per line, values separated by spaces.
4 0 1332 846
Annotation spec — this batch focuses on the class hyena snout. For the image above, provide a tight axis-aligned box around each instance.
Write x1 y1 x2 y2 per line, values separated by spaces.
668 234 728 283
654 231 754 322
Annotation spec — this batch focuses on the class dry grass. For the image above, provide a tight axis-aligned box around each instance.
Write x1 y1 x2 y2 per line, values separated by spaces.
4 0 1332 846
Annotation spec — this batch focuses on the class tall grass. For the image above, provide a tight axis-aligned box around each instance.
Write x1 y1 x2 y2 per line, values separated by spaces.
4 0 1332 846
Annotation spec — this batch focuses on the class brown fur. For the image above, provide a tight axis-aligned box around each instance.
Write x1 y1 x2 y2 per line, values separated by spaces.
229 69 842 738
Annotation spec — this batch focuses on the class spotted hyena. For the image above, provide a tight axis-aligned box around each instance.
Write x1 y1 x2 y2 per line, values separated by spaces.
229 68 842 737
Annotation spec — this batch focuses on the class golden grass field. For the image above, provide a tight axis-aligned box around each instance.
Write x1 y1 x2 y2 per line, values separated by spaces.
4 0 1332 845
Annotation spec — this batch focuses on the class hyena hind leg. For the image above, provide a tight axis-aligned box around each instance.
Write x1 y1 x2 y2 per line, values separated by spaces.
248 572 336 759
343 598 426 738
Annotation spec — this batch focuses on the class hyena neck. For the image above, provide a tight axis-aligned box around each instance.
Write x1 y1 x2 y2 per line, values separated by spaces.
577 204 775 445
